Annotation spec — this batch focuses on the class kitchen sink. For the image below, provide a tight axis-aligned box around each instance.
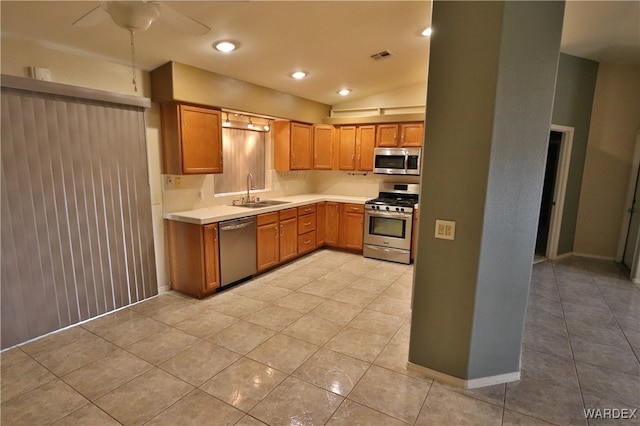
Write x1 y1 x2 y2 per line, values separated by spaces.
234 200 291 208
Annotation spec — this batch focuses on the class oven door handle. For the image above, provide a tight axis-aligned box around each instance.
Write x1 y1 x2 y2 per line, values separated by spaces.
366 210 412 219
365 245 408 254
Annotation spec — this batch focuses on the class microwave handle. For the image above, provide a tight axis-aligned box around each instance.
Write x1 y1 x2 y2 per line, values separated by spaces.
404 154 409 171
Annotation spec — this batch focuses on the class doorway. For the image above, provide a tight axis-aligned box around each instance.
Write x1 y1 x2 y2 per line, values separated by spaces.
536 131 562 257
535 125 574 260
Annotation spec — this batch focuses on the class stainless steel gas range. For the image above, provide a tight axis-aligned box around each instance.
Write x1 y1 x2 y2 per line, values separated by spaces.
363 182 419 264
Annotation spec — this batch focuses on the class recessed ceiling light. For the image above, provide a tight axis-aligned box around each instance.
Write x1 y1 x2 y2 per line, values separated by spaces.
338 89 351 96
291 71 307 80
214 40 237 52
422 27 432 37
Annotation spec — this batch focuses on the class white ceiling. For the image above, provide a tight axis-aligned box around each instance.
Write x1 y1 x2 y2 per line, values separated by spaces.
1 1 638 106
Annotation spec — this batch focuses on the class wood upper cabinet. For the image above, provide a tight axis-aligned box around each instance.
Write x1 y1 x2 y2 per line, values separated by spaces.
338 126 357 170
165 220 221 298
325 202 341 247
160 102 223 175
313 125 335 170
400 122 424 147
356 125 376 171
342 204 364 250
274 121 313 170
376 123 399 147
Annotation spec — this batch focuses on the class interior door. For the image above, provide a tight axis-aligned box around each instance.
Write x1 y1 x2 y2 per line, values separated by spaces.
623 168 640 270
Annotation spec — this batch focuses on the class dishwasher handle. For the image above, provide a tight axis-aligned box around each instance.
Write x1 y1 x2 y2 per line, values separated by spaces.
220 218 255 231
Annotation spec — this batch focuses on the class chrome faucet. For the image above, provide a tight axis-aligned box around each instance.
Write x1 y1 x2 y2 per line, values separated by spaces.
246 172 255 203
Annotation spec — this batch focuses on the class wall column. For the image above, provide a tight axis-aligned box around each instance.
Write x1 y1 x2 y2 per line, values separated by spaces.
409 1 565 386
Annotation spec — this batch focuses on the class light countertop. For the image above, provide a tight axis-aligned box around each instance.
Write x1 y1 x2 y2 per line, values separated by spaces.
164 194 371 225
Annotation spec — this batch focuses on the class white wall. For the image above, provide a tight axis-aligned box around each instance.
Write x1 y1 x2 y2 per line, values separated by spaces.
573 64 640 258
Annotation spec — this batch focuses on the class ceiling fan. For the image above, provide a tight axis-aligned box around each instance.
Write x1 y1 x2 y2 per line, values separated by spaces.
73 1 210 91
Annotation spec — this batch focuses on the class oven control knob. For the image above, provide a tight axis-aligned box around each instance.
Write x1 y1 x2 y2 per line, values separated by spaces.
395 207 400 212
385 206 390 211
401 208 405 212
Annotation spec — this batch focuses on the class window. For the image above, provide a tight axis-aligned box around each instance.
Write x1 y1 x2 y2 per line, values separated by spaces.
214 128 266 194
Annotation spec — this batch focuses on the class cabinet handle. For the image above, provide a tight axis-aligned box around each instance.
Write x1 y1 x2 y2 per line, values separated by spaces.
220 152 223 165
304 221 312 226
304 239 311 244
280 225 284 236
274 227 278 239
292 153 296 165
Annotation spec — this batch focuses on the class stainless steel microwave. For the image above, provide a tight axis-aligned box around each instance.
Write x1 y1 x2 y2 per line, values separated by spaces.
373 147 421 175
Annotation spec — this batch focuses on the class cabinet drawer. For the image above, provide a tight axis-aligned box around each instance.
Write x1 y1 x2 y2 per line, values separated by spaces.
298 231 316 254
279 208 297 221
298 204 317 216
298 213 316 235
344 203 364 214
257 212 278 226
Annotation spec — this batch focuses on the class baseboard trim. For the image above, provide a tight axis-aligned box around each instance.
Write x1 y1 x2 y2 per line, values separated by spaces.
572 252 615 261
554 251 574 260
406 362 520 389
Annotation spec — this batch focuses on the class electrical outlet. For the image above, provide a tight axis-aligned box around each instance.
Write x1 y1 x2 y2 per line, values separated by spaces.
174 176 182 189
165 175 174 189
435 219 456 240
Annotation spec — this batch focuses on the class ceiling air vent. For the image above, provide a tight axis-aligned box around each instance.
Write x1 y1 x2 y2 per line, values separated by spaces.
370 50 394 60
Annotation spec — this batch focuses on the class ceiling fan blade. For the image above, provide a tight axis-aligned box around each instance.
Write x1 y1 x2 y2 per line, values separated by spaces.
72 4 109 27
157 3 210 36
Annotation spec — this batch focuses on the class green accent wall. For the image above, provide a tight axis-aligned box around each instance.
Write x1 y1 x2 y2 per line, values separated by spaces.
409 0 564 381
552 54 599 255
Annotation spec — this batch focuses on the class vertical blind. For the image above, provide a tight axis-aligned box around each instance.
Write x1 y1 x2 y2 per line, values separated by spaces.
1 87 157 349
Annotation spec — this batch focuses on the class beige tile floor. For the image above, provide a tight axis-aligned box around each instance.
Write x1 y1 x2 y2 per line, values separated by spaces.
1 250 639 425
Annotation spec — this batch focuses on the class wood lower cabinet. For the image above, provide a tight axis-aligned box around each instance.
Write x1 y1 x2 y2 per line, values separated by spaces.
316 202 326 247
325 202 341 247
342 204 364 250
279 209 298 263
323 202 364 251
166 220 220 298
256 212 280 272
298 204 317 255
256 209 297 272
160 102 223 175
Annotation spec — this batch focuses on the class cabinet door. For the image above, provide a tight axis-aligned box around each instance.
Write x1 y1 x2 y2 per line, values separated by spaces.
376 124 399 147
400 122 424 147
357 125 376 171
316 202 326 247
325 202 341 247
279 217 298 262
344 212 364 250
338 126 357 170
257 223 279 272
203 223 221 291
180 105 223 174
291 122 312 170
313 125 334 170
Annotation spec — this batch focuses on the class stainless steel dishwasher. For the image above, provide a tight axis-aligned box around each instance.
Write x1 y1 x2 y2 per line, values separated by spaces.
219 216 257 287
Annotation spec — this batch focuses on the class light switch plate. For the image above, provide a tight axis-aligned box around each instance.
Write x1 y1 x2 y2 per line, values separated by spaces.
435 219 456 240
